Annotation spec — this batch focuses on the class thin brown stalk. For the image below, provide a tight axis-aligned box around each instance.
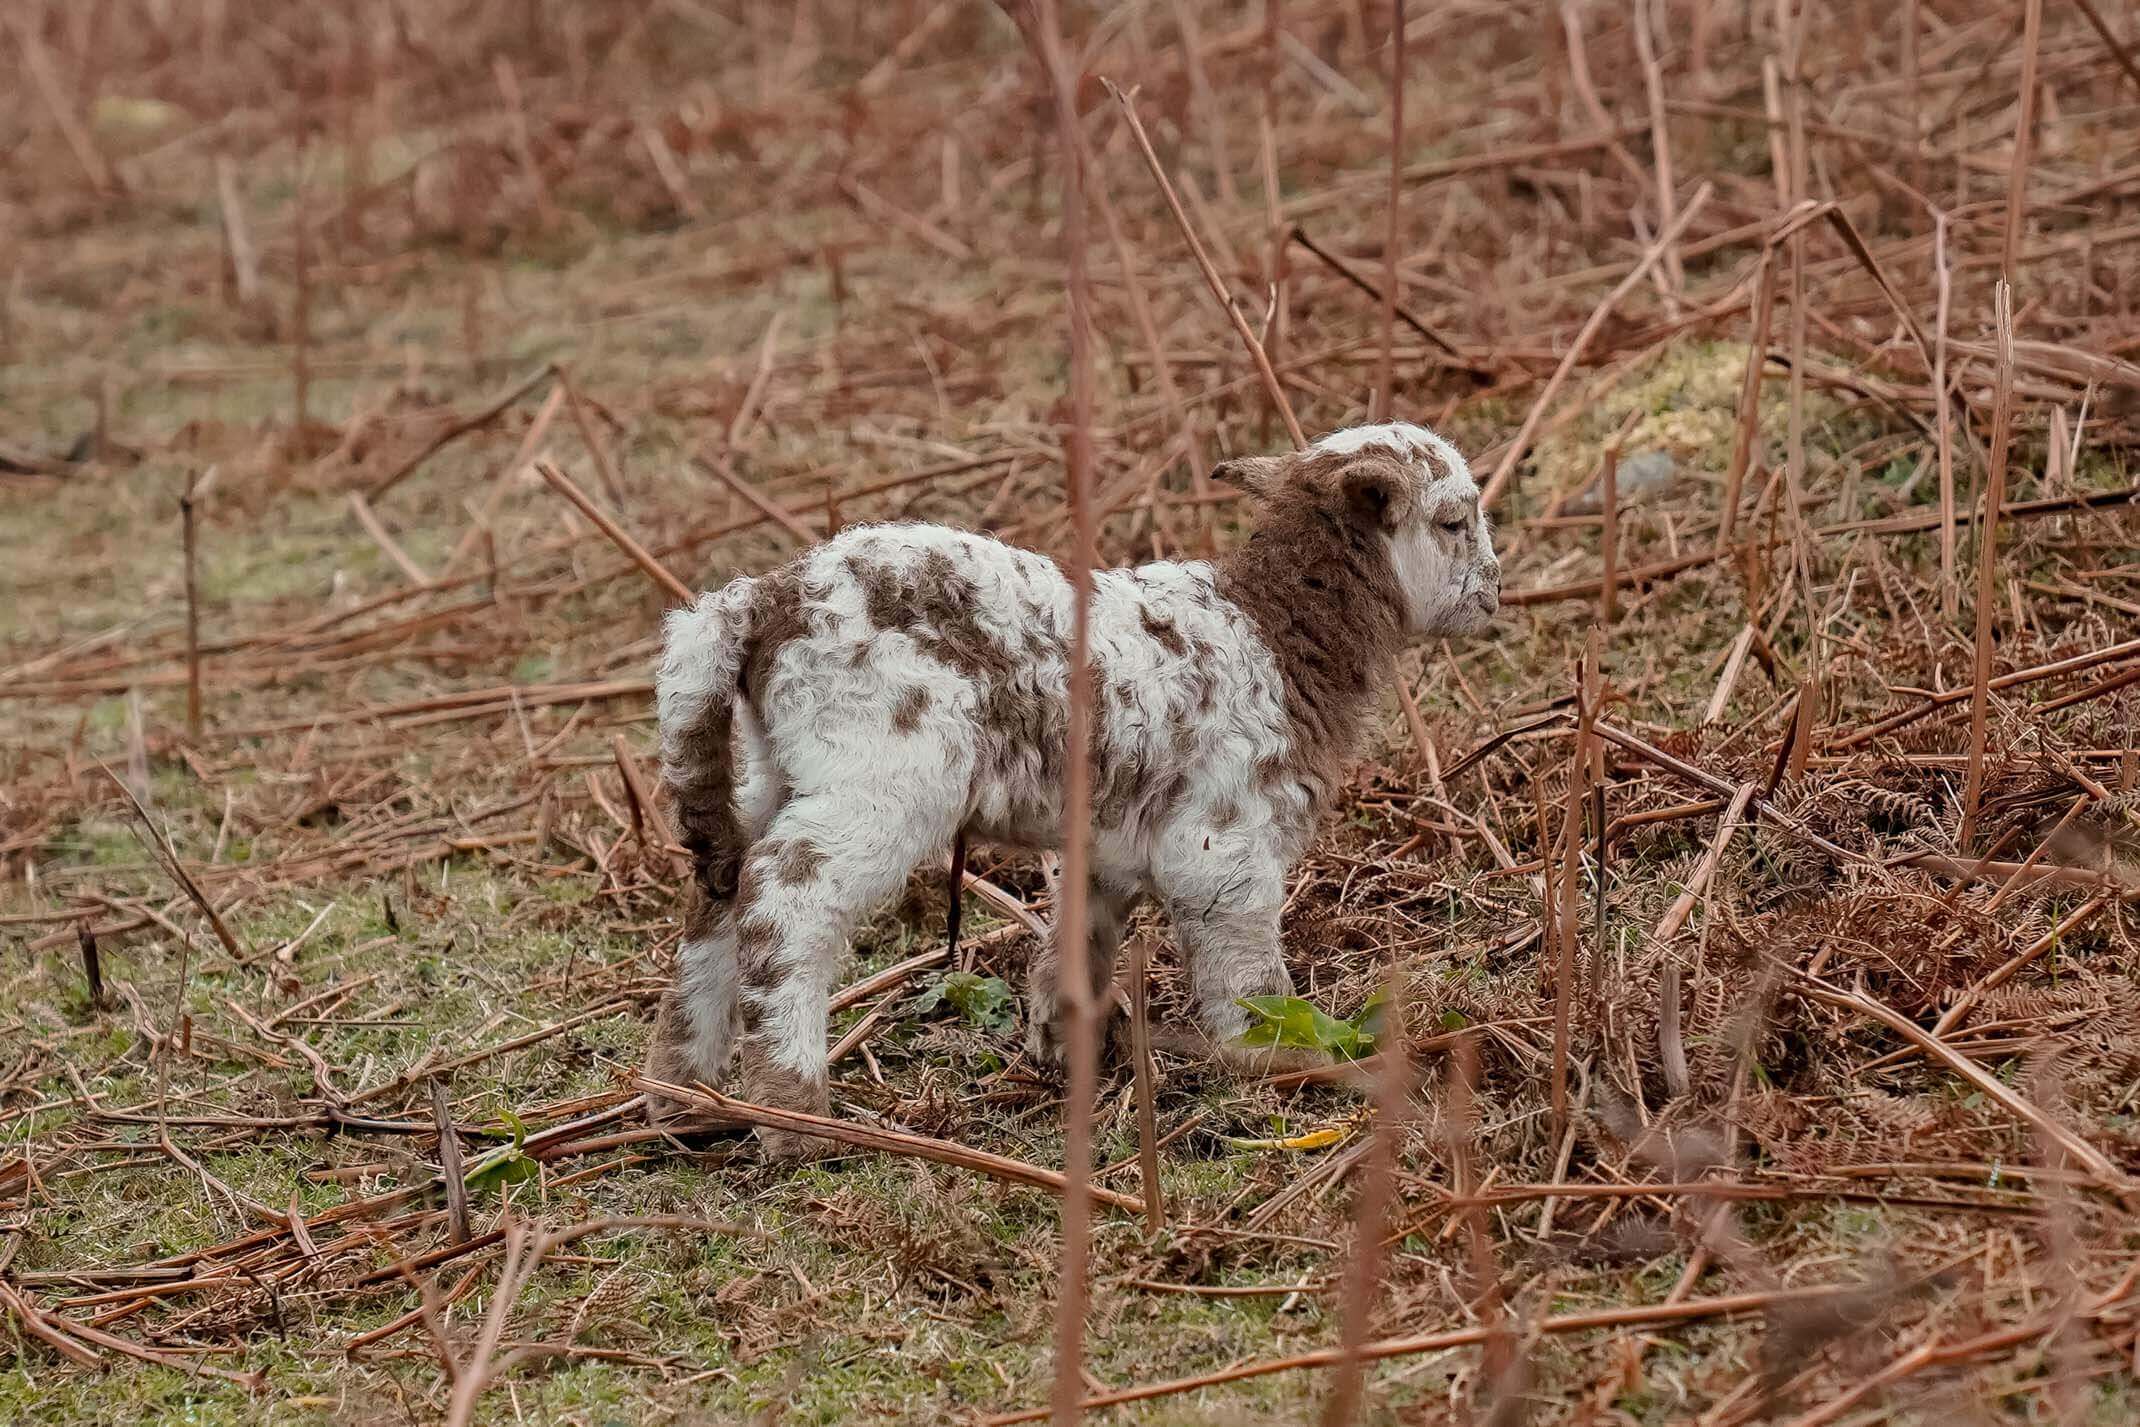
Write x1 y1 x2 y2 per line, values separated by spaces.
980 1284 1889 1423
1556 3 1655 193
1776 1271 2139 1427
14 13 118 195
1787 973 2125 1189
214 155 260 308
9 1286 261 1389
1043 0 1101 1417
726 311 785 449
1931 896 2109 1039
1551 674 1590 1139
1127 933 1164 1235
1451 1032 1511 1388
292 145 311 438
441 1216 533 1427
1481 184 1712 510
1598 439 1619 625
1320 967 1410 1426
556 367 627 508
97 762 242 961
441 380 566 573
1717 250 1775 547
1984 794 2090 914
611 733 683 878
637 1078 1143 1213
1104 78 1306 448
1258 108 1285 455
1373 0 1405 423
1771 18 1817 646
1903 0 1922 192
1933 211 1957 619
1659 961 1691 1099
2001 0 2044 289
366 365 554 503
1287 228 1473 365
1650 783 1758 945
533 460 693 605
430 1078 469 1246
180 470 203 739
693 450 819 546
1633 0 1683 301
2073 0 2140 96
1167 0 1238 208
1959 281 2016 852
840 176 973 261
347 491 433 588
0 1282 104 1369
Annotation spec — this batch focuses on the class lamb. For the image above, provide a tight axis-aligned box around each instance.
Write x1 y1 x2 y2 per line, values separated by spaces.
643 421 1501 1153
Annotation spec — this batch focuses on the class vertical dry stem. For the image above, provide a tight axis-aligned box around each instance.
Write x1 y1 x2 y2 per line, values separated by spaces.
1032 3 1101 1421
1320 968 1410 1426
1106 79 1306 449
181 470 203 740
1373 0 1405 422
1961 282 2018 851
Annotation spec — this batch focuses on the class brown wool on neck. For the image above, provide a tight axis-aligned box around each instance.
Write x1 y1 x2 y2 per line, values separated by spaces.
1214 484 1407 809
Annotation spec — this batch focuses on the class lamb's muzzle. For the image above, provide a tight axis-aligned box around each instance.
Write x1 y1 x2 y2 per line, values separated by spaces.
643 420 1500 1154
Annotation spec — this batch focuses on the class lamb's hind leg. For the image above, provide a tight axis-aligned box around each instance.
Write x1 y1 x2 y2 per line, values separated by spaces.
646 709 783 1118
733 789 952 1157
646 894 740 1106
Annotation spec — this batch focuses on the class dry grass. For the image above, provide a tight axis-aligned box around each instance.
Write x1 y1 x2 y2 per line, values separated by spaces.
5 1 2140 1422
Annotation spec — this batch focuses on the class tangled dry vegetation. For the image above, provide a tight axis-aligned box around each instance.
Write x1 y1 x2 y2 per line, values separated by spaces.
5 1 2140 1422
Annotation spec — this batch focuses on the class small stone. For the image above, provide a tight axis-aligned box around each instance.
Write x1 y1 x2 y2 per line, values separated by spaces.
1568 448 1678 512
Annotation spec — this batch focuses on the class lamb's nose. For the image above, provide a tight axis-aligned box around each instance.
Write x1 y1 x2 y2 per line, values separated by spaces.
1478 564 1502 613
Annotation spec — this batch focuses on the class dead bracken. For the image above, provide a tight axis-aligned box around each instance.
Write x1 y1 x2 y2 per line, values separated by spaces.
3 2 2140 1424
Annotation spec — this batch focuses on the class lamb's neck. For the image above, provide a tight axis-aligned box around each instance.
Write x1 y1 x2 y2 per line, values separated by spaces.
1212 508 1408 792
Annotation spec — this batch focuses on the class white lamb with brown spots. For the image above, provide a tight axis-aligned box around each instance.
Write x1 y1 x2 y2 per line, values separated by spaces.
645 422 1500 1154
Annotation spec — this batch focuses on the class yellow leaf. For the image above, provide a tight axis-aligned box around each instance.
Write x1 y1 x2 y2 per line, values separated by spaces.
91 96 185 138
1218 1125 1350 1152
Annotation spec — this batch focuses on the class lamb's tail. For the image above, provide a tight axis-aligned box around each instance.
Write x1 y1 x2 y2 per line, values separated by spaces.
656 577 760 901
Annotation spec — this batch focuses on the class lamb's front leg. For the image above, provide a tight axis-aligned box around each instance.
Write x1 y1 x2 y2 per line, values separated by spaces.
1169 901 1293 1043
1159 857 1301 1066
1025 875 1141 1068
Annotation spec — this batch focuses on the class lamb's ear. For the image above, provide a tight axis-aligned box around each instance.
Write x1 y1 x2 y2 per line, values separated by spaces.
1210 454 1287 501
1340 462 1407 531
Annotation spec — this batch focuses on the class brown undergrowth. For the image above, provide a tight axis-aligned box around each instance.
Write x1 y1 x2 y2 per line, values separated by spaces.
5 2 2140 1423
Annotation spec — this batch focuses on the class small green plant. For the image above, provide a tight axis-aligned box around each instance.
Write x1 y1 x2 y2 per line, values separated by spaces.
913 972 1016 1033
463 1108 538 1195
1234 992 1384 1061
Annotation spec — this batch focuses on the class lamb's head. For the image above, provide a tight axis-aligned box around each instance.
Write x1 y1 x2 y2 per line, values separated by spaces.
1214 421 1501 638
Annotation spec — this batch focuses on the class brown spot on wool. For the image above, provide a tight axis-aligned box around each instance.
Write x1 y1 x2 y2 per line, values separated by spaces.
1138 603 1189 657
847 555 906 632
772 837 825 885
740 565 822 725
890 684 931 733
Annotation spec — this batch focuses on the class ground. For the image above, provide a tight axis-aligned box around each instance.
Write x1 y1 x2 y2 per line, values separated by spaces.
5 3 2140 1424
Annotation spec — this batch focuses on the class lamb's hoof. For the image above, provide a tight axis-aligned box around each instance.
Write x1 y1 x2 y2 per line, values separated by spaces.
1024 1018 1067 1071
1024 991 1068 1069
756 1125 834 1161
741 1064 833 1162
1026 996 1129 1072
641 1045 727 1128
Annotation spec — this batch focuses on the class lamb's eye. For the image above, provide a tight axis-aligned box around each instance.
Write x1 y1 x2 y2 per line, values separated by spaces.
1437 518 1468 533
